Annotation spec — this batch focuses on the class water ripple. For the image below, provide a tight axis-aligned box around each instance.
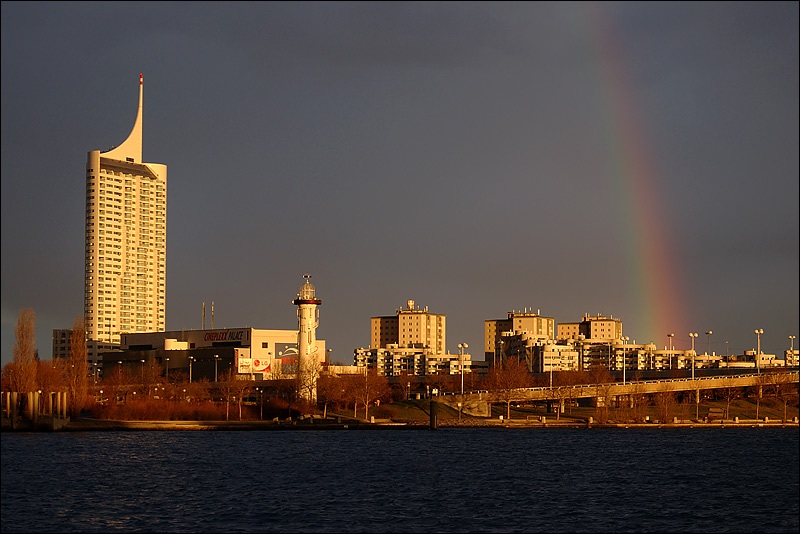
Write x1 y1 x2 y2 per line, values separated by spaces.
2 428 797 533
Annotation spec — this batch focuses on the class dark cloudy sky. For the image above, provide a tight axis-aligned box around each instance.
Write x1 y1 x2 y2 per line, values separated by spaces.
2 1 798 365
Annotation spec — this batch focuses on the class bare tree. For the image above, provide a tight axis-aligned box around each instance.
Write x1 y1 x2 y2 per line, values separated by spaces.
560 371 584 414
426 372 452 397
338 374 363 417
593 381 614 423
719 377 740 419
316 374 346 418
768 372 798 422
654 390 678 423
12 308 38 394
360 369 391 420
753 373 772 420
65 317 89 418
142 360 163 397
485 357 533 420
629 382 648 423
296 356 324 409
101 364 134 405
36 360 66 415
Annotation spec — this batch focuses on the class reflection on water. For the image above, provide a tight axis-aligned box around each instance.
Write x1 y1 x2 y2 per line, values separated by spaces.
2 428 798 533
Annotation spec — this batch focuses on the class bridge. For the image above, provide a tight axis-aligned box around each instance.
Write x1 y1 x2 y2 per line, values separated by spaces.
436 370 799 416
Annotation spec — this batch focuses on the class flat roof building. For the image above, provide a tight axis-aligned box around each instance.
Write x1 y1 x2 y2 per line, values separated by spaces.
371 299 445 353
103 327 326 382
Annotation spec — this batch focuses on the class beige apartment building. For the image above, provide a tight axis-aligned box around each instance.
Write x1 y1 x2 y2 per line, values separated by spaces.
371 299 445 353
84 74 167 363
484 309 555 362
557 313 623 342
357 300 475 377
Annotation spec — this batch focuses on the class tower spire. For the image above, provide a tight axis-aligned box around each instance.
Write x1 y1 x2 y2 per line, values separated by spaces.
102 73 143 163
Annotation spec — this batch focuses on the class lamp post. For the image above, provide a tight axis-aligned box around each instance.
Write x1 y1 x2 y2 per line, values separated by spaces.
667 333 674 369
457 343 468 396
689 333 699 380
754 329 764 373
165 357 170 382
214 354 219 383
117 360 122 376
705 331 713 355
140 359 145 383
621 336 630 384
497 339 504 367
189 356 194 383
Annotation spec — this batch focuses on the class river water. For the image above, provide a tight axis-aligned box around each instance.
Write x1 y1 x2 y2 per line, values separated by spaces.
1 427 798 533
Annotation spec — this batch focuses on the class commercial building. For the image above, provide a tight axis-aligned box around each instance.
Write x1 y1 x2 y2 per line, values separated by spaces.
84 73 167 367
102 327 327 382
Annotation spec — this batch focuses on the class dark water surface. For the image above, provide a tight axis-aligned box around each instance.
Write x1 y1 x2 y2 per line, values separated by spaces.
2 427 798 533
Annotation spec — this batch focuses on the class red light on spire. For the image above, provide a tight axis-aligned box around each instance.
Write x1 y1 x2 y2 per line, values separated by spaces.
139 73 143 85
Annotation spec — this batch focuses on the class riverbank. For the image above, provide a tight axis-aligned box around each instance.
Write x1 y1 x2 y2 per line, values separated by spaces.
3 397 797 432
3 414 797 432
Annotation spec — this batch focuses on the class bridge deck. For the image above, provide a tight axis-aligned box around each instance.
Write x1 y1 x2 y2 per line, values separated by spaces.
443 371 799 403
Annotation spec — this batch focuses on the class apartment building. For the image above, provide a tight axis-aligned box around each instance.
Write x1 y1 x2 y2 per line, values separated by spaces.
84 74 167 364
371 299 445 353
484 309 555 362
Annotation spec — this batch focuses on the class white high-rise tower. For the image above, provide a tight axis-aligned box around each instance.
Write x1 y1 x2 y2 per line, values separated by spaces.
293 274 322 402
85 73 167 355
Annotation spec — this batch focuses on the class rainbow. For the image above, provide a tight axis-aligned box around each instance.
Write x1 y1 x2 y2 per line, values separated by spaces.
584 4 687 347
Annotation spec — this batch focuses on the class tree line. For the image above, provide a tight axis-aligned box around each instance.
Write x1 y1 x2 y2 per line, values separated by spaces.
2 308 797 424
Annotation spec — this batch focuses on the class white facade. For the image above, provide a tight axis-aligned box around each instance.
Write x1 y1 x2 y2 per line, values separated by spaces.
293 275 323 401
120 327 325 368
85 73 167 349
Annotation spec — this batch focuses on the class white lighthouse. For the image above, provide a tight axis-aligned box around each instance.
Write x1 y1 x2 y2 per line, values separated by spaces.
292 274 322 402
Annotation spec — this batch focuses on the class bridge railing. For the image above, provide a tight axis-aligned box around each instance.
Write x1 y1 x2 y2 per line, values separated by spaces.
458 370 798 396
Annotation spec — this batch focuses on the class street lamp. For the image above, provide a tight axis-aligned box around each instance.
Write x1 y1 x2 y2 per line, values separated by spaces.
496 339 504 367
754 329 764 373
140 359 145 383
457 343 468 396
667 333 675 369
189 356 194 383
214 354 219 382
689 333 699 380
621 336 630 384
705 331 713 355
117 360 122 376
165 357 170 382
